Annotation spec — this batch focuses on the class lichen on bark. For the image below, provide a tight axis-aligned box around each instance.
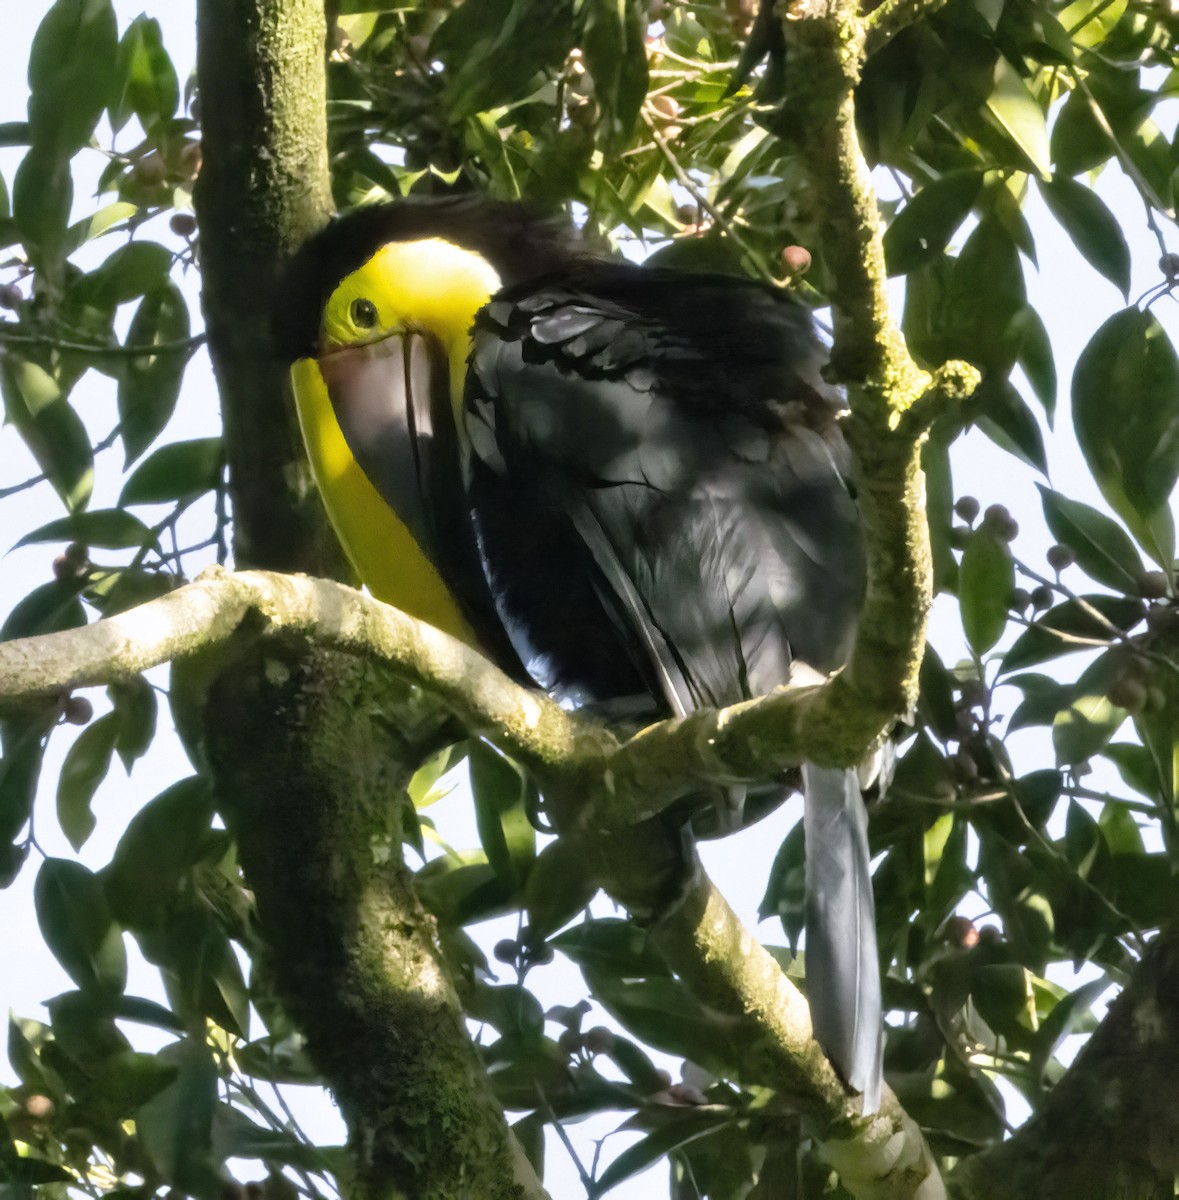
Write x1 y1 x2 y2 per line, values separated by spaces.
202 632 547 1200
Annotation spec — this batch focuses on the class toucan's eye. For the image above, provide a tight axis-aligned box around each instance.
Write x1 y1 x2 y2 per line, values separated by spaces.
350 298 378 329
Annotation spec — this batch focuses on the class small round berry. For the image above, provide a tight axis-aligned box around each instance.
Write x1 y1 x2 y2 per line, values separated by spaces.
953 496 980 524
169 212 197 237
23 1094 53 1120
492 939 518 965
1046 544 1076 572
1030 584 1056 611
63 696 93 726
781 245 812 276
583 1026 615 1055
1137 570 1169 600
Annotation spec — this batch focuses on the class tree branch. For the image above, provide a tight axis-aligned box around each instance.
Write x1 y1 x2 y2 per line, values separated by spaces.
768 0 979 752
194 0 345 578
950 919 1179 1199
864 0 956 56
0 324 206 358
203 633 550 1200
0 569 940 1197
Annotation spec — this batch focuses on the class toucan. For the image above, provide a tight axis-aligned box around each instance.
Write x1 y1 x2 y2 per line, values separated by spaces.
274 196 883 1112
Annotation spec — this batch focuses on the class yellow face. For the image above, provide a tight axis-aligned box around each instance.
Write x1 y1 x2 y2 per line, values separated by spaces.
290 237 501 647
320 238 502 401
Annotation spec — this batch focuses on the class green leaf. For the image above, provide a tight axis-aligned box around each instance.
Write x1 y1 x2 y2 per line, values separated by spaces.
467 982 544 1039
102 777 215 927
977 834 1053 971
578 0 649 143
1072 308 1179 564
12 146 72 266
525 839 598 940
56 712 118 850
109 677 158 771
436 0 576 119
1038 177 1131 298
16 508 155 551
135 1038 219 1196
552 918 672 980
28 0 118 155
120 437 223 506
959 527 1014 654
759 822 806 946
34 858 127 994
974 379 1047 472
594 1110 733 1193
110 16 179 134
408 741 468 807
1050 91 1112 175
1027 978 1107 1093
1038 486 1144 592
415 853 513 926
946 219 1027 373
1001 596 1144 671
468 741 535 890
512 1112 545 1179
213 1105 338 1172
0 716 52 887
119 283 192 464
883 170 983 276
64 200 139 254
1053 657 1128 766
74 241 174 309
0 357 93 511
1 580 87 641
985 56 1050 178
234 1035 319 1084
1014 306 1056 421
162 907 250 1036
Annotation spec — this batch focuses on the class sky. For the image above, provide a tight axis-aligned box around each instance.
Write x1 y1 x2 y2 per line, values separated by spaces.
0 4 1177 1198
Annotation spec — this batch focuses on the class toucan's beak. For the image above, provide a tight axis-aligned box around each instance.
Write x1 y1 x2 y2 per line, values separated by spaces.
317 331 452 541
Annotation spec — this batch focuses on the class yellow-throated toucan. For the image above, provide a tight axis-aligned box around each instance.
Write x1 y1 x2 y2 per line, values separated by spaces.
275 196 883 1112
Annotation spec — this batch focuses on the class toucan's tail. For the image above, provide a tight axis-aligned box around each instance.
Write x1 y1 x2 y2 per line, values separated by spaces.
802 763 883 1114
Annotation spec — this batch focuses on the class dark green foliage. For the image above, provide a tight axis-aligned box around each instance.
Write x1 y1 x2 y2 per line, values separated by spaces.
3 0 1179 1195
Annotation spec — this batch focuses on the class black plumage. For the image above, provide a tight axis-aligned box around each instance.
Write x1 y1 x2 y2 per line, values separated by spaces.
279 198 883 1110
463 263 864 712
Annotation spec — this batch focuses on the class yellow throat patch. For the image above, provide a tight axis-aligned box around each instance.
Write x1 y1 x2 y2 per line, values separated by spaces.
289 238 502 647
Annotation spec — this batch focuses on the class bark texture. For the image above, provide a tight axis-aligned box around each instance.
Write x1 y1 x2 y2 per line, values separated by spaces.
951 920 1179 1200
203 633 548 1200
194 0 344 576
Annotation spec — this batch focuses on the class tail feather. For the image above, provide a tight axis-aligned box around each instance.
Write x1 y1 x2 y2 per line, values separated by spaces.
802 763 882 1113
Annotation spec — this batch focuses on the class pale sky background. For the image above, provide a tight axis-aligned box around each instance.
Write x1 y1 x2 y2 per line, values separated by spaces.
0 5 1176 1198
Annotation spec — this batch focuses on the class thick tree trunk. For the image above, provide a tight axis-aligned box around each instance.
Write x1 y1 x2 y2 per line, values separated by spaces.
194 0 345 577
203 632 548 1200
951 920 1179 1200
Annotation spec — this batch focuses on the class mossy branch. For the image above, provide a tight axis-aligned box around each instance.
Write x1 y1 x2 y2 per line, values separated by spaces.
0 569 940 1196
194 0 344 578
864 0 957 55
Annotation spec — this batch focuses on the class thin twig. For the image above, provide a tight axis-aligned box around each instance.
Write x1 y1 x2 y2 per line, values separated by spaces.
0 426 121 500
532 1082 595 1197
641 109 778 287
0 324 206 359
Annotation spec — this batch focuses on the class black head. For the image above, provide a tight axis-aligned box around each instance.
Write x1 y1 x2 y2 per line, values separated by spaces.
272 195 582 362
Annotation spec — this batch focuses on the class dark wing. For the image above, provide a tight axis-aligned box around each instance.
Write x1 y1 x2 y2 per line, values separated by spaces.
463 265 864 713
